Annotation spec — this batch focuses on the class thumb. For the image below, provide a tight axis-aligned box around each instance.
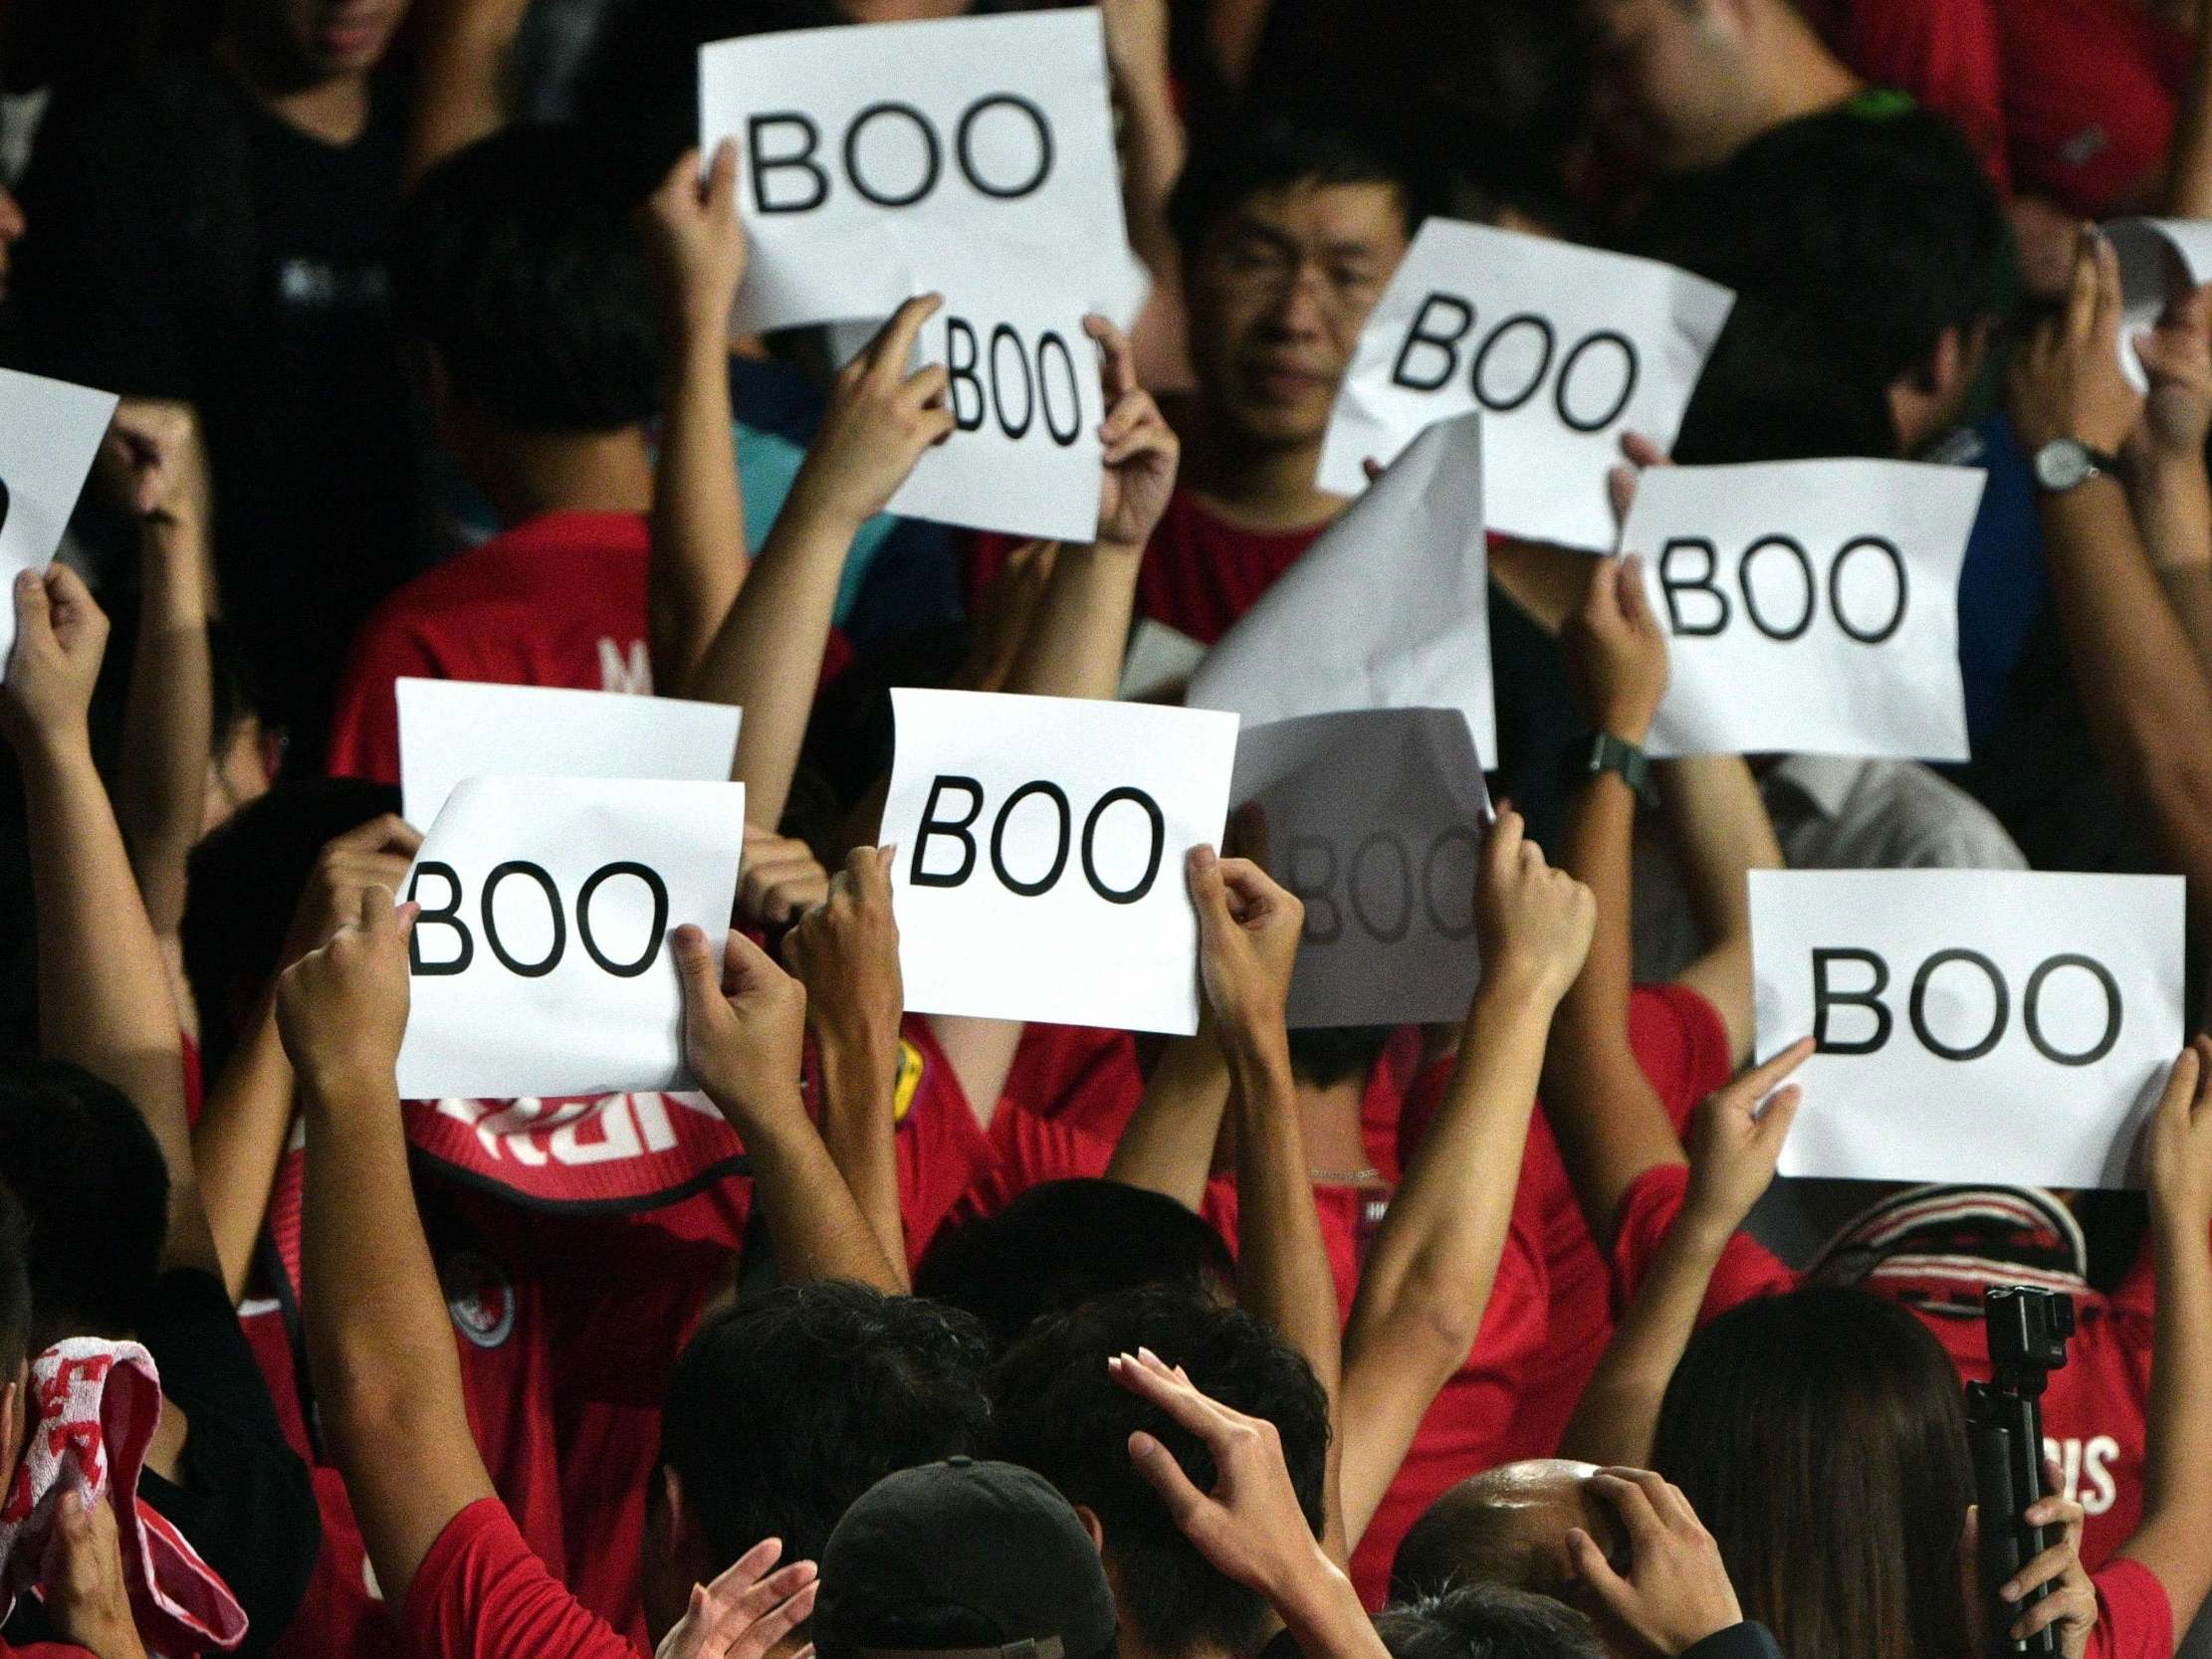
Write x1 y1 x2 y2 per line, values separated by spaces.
1186 845 1228 940
1750 1084 1803 1155
673 924 724 1005
12 567 50 639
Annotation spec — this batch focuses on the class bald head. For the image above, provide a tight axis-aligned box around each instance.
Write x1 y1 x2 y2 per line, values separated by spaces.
1391 1462 1624 1604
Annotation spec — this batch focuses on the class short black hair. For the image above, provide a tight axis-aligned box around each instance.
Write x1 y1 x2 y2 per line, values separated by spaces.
1168 101 1441 259
1639 104 2010 460
0 1061 168 1343
0 1179 36 1377
660 1282 993 1570
988 1285 1331 1659
392 122 662 434
914 1179 1236 1350
182 777 403 1077
1375 1586 1605 1659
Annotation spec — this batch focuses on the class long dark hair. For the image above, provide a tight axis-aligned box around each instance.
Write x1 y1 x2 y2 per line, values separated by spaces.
1651 1286 1974 1659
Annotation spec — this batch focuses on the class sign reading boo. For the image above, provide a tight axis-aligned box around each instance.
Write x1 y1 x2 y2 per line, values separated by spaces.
880 688 1238 1034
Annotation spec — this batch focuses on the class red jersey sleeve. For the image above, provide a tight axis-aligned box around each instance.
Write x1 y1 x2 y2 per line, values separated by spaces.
2086 1556 2172 1659
326 619 439 785
1610 1163 1796 1321
404 1497 640 1659
1627 983 1734 1124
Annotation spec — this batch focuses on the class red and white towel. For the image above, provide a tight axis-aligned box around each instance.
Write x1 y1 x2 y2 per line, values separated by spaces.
0 1339 247 1656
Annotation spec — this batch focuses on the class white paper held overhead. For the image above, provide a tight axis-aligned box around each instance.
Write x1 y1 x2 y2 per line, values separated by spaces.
0 368 119 675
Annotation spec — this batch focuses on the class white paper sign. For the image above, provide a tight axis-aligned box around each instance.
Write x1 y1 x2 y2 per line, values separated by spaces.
882 688 1238 1034
1120 618 1207 703
397 680 742 831
1753 869 2185 1188
0 369 119 674
699 11 1132 333
397 777 748 1100
1191 413 1494 762
1231 709 1490 1028
2106 217 2212 390
1318 221 1732 552
884 256 1105 541
1623 460 1985 760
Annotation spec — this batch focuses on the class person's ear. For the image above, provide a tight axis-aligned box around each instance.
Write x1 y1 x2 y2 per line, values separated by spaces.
1075 1503 1106 1554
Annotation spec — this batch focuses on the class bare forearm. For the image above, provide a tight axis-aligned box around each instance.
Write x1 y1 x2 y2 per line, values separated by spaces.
192 1000 298 1301
1654 755 1777 1063
2164 0 2212 217
302 1073 491 1610
2158 563 2212 682
1557 1205 1726 1468
1227 1034 1339 1396
651 330 749 696
117 524 211 935
1106 1031 1231 1210
1005 544 1141 701
734 1110 903 1290
2121 1205 2212 1623
815 1030 909 1288
23 738 211 1270
696 495 857 830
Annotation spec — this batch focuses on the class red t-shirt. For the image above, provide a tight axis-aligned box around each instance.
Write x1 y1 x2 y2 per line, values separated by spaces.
405 1497 639 1659
1395 983 1735 1467
325 513 657 783
1611 1164 2156 1571
970 489 1332 646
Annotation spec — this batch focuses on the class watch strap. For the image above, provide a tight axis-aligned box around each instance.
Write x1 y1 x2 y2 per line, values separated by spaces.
1573 729 1657 806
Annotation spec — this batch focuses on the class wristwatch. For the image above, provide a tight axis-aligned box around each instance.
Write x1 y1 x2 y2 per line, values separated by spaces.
2031 438 2122 496
1568 730 1658 807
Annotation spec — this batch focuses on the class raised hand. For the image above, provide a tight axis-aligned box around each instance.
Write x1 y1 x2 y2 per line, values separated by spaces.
1563 553 1668 746
1187 844 1302 1055
3 566 110 757
1567 1469 1742 1658
1997 1462 2099 1659
2144 1036 2212 1230
1475 808 1596 1007
2131 282 2212 467
2008 227 2144 458
673 924 808 1130
782 845 902 1053
275 886 418 1097
641 140 748 346
788 295 957 533
654 1537 819 1659
740 824 832 931
1680 1039 1815 1233
98 398 210 529
1089 314 1180 550
281 815 423 970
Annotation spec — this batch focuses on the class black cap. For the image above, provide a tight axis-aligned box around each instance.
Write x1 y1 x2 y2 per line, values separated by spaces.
815 1458 1118 1659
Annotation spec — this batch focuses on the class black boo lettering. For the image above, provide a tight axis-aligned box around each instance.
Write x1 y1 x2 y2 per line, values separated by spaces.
946 319 1083 446
908 775 1165 904
407 860 671 979
1657 534 1907 645
1387 291 1639 434
745 95 1053 215
1810 946 2121 1067
1282 826 1479 945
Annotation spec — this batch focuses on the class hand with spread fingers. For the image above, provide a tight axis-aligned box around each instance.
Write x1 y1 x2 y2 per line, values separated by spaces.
1566 1468 1742 1658
1681 1039 1815 1235
654 1537 820 1659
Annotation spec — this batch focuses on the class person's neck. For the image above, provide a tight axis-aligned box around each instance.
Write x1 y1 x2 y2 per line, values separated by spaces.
1298 1079 1376 1181
215 35 373 145
470 428 657 526
1183 417 1342 534
1750 7 1866 137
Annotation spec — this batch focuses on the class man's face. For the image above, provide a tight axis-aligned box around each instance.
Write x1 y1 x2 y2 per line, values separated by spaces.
1587 0 1753 173
1186 181 1412 453
249 0 409 80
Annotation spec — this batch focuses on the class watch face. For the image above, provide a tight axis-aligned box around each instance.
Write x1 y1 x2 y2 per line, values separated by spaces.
2035 440 2093 493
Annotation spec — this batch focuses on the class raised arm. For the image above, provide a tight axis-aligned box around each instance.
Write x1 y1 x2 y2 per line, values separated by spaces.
194 814 419 1299
280 889 492 1616
1104 1031 1232 1212
1556 1042 1810 1469
693 297 952 832
2008 229 2212 945
1651 756 1780 1068
4 567 215 1279
402 0 532 188
673 923 902 1289
2163 0 2212 219
103 400 214 956
781 846 910 1286
2124 278 2212 680
640 143 752 698
1338 811 1593 1548
1100 0 1193 392
2119 1036 2212 1637
1541 556 1687 1254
